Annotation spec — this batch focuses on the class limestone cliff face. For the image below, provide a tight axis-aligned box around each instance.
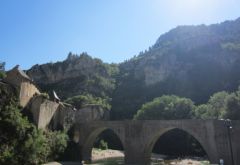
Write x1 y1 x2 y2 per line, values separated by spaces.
27 53 118 99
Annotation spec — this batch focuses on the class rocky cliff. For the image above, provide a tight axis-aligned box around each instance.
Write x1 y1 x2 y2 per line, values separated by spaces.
27 53 119 100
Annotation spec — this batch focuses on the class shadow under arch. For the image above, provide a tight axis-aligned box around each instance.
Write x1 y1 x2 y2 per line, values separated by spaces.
81 127 125 163
143 127 211 164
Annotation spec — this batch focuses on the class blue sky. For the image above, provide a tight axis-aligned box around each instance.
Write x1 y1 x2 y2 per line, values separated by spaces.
1 0 240 70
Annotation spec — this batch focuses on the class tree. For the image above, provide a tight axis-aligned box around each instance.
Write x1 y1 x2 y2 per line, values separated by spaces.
224 92 240 120
134 95 195 120
0 62 5 71
194 104 211 119
0 62 6 79
207 91 229 119
44 131 68 161
195 91 229 119
0 102 48 165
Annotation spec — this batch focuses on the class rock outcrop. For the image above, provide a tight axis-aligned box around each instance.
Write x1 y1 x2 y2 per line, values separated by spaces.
27 53 118 99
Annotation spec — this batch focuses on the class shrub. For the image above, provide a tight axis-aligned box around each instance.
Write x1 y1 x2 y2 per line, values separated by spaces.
99 140 108 150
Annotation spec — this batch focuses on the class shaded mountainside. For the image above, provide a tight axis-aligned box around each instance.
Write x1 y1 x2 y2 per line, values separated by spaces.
111 17 240 119
27 18 240 119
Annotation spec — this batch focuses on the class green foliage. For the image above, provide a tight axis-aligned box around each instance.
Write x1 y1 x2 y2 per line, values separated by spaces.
0 84 68 165
194 104 211 119
40 92 50 99
134 95 195 120
135 88 240 120
0 62 6 79
194 92 229 119
98 140 108 150
195 89 240 120
44 130 68 161
224 92 240 120
65 93 111 110
0 72 6 79
0 102 48 165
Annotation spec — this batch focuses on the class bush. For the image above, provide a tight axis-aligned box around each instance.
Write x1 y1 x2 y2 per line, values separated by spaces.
65 94 111 110
0 103 48 165
99 140 108 150
195 90 240 120
44 130 68 161
0 72 6 79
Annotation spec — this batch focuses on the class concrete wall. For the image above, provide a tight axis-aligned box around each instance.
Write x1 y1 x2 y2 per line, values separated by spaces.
76 120 240 165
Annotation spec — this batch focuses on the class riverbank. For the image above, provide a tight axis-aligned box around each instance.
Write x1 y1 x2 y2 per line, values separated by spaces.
91 148 124 161
43 149 210 165
90 149 210 165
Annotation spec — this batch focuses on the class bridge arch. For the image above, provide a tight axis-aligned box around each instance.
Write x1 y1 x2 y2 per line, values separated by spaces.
143 127 212 164
81 126 125 163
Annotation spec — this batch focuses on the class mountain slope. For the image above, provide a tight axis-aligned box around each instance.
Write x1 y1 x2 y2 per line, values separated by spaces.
111 17 240 119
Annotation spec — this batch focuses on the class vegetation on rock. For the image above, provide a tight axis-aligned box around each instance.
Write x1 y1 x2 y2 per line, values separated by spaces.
65 93 111 110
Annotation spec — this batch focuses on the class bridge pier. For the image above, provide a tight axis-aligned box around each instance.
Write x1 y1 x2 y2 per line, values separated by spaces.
81 148 92 164
124 144 147 165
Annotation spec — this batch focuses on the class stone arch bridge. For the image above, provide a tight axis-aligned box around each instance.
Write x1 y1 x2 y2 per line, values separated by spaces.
71 120 240 165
